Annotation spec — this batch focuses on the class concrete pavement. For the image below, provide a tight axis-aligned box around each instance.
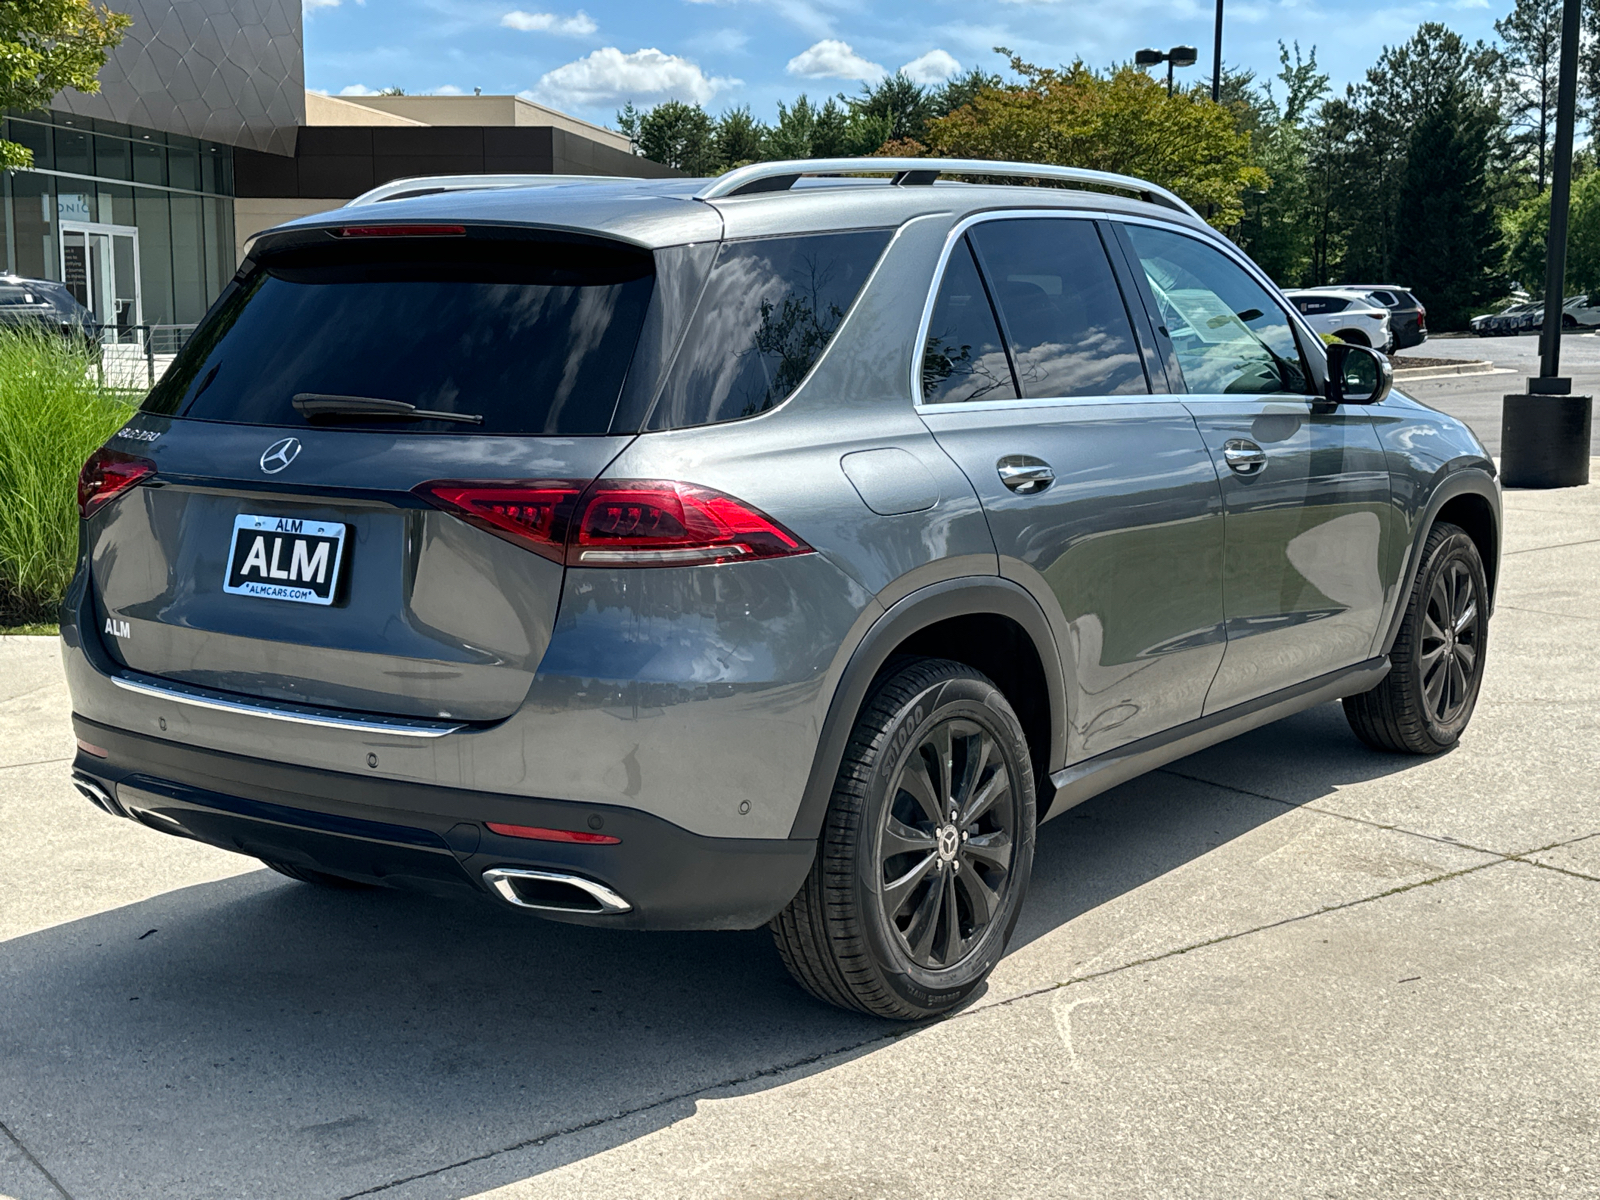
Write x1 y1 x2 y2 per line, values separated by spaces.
1 464 1597 1199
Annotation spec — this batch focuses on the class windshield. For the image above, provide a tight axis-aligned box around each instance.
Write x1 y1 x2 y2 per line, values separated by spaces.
142 233 655 435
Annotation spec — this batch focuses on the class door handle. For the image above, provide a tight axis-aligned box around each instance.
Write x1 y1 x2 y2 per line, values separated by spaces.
1222 439 1267 476
997 455 1055 494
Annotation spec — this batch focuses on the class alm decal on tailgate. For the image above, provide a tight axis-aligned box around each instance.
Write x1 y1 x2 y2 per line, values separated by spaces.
223 514 347 606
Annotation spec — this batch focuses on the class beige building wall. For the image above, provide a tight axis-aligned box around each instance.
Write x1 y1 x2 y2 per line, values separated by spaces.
304 92 427 127
335 94 633 153
234 197 344 263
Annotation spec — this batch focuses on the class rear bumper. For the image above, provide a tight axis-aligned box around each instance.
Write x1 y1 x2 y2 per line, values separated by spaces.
71 716 816 931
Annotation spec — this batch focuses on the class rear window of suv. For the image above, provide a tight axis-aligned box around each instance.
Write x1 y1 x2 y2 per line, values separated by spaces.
142 232 655 435
646 229 892 430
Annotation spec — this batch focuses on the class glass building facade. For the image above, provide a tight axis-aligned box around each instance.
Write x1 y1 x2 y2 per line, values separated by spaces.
1 109 235 330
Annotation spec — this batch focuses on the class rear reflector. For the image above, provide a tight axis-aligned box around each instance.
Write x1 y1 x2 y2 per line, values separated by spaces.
76 738 108 758
339 224 466 238
486 821 621 845
78 447 156 518
414 478 811 568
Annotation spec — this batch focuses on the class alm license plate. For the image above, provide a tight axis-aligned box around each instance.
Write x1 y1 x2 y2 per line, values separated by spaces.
223 514 347 605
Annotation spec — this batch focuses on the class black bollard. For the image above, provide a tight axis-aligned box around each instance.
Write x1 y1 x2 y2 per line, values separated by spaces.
1501 381 1593 488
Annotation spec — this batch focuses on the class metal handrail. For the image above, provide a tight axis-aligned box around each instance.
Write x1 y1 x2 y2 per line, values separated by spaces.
695 157 1203 219
344 174 637 206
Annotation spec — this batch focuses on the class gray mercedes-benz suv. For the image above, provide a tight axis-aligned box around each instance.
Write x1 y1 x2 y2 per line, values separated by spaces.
64 158 1500 1019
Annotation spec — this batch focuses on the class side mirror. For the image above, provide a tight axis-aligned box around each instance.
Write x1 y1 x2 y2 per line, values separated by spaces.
1325 342 1392 405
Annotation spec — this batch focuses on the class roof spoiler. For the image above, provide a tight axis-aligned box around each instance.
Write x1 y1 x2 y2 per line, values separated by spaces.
695 157 1203 220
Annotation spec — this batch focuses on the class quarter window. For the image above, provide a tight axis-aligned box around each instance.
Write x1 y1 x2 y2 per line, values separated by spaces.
1123 224 1311 396
969 219 1147 399
921 238 1018 404
648 229 891 429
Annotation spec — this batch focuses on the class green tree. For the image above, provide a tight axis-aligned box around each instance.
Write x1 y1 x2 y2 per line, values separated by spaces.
0 0 130 169
635 100 716 174
1498 0 1564 190
922 52 1268 228
930 67 1003 119
1392 89 1504 328
713 105 766 168
1236 43 1329 287
849 72 935 142
768 94 889 158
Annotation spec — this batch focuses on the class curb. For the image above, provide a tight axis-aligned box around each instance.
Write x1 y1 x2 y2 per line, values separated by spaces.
1392 361 1503 381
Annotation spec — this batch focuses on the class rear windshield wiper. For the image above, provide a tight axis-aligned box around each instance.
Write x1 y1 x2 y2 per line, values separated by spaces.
291 393 484 425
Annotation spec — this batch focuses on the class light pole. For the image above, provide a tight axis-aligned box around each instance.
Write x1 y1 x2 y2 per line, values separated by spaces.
1502 0 1593 487
1212 0 1224 103
1135 45 1199 97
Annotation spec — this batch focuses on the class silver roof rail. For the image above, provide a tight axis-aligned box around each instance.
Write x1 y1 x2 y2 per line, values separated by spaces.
696 157 1202 220
344 173 637 207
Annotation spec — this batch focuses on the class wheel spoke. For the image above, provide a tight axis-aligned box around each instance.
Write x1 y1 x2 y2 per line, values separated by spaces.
960 764 1010 828
882 815 935 861
962 829 1013 871
933 871 960 965
1454 600 1477 635
929 724 954 817
1422 613 1448 647
955 863 1002 929
1429 576 1451 629
1423 655 1448 711
954 731 994 815
883 851 938 918
903 867 945 959
1448 654 1469 714
1454 642 1476 674
898 760 945 828
1419 643 1447 671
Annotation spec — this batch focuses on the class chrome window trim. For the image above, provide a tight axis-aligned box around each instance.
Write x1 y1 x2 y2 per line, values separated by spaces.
910 207 1152 413
109 672 467 738
908 208 1331 411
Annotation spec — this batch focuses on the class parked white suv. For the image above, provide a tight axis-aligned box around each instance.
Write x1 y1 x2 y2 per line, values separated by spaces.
1284 289 1393 352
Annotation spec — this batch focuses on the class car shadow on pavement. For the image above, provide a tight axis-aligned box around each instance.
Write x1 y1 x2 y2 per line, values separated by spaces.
0 704 1431 1200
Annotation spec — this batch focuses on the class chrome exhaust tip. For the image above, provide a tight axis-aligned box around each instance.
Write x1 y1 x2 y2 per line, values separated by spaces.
482 866 631 915
72 772 126 818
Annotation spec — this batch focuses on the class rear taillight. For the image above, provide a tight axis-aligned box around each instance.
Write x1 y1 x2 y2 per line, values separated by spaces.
412 480 584 564
78 447 155 518
1417 304 1427 329
413 479 812 568
486 821 621 845
570 481 808 566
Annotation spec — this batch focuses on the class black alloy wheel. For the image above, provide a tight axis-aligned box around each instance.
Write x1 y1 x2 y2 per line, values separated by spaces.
878 717 1018 971
770 658 1036 1019
1418 554 1482 726
1344 521 1490 754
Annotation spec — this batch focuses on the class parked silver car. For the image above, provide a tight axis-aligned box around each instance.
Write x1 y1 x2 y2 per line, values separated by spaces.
64 159 1500 1019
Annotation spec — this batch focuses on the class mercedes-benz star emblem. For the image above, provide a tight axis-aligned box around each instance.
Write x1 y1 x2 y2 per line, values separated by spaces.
260 437 301 474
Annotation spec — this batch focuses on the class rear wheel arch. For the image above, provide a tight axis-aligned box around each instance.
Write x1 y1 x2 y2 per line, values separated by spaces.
1334 329 1371 346
789 578 1066 840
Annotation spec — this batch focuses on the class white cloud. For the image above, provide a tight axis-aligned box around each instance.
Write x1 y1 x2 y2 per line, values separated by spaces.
684 0 837 39
786 39 884 81
501 9 598 35
428 85 465 95
900 49 960 84
532 47 734 108
303 0 340 11
339 84 380 96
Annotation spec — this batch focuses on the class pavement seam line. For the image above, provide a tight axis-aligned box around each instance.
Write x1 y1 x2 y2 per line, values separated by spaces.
0 1119 74 1200
1504 536 1600 556
1154 766 1515 859
1498 604 1600 623
0 757 71 773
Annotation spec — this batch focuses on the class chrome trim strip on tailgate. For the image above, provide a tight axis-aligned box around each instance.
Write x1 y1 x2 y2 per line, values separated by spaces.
109 673 467 738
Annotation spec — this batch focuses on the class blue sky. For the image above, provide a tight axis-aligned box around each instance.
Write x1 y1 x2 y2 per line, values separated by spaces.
302 0 1508 129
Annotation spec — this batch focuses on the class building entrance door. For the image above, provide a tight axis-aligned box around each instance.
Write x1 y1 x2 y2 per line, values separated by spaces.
60 222 142 342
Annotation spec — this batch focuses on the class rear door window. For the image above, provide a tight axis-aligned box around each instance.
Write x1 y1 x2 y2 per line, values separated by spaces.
967 219 1147 399
921 238 1018 404
1122 223 1311 396
142 233 655 435
647 229 891 429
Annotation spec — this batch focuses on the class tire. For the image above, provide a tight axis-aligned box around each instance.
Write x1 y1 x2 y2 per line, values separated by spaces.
770 658 1037 1020
1563 314 1577 329
1334 329 1370 347
1343 522 1489 754
261 859 376 889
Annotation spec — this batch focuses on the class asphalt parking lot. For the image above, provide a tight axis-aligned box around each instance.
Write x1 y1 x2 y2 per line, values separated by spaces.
2 391 1597 1198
